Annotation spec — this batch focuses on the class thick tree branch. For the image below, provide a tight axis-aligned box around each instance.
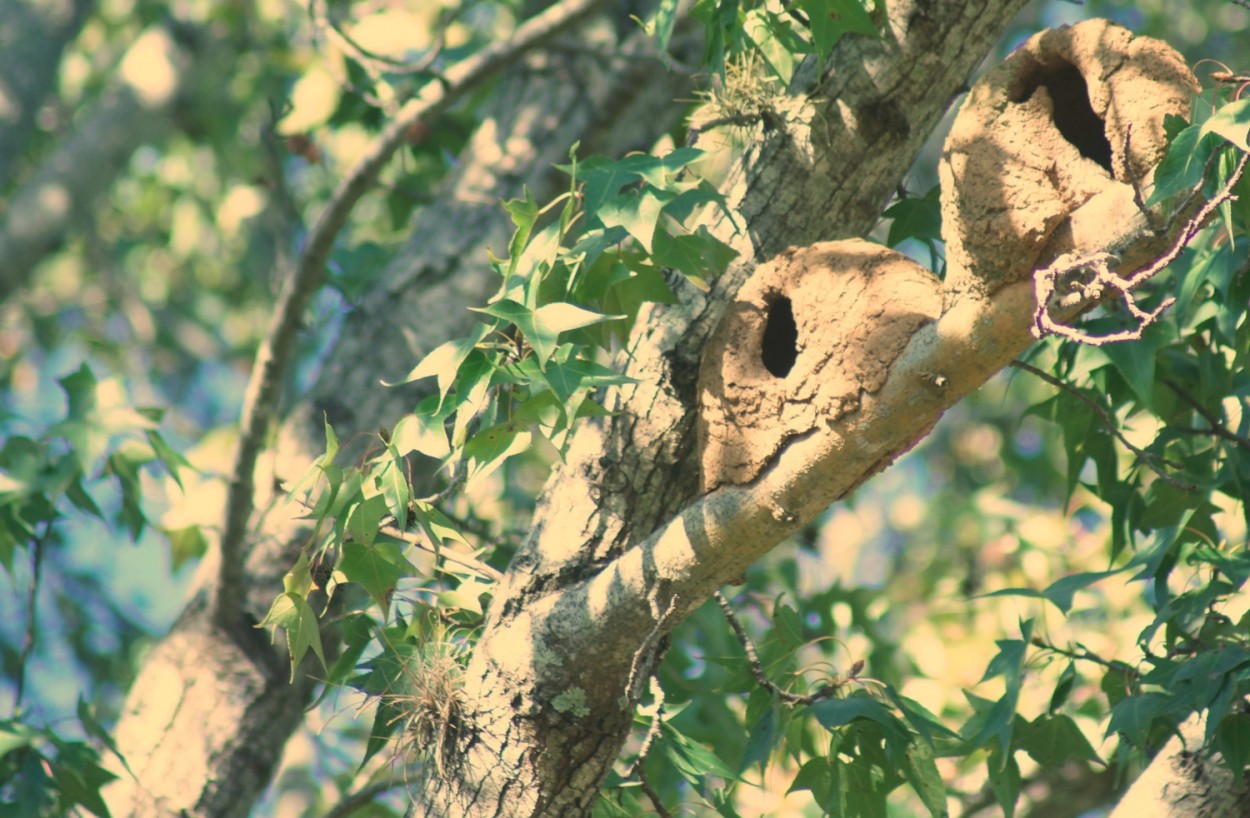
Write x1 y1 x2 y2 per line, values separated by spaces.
212 0 610 627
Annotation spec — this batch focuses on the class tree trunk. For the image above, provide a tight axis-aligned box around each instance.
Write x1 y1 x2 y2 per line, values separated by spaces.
103 12 696 818
415 1 1039 814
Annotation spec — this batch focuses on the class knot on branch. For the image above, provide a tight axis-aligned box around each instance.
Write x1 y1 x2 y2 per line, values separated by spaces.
697 240 941 492
940 18 1198 303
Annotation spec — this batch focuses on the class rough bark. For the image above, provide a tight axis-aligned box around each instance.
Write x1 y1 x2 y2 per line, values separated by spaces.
1108 715 1250 818
415 1 1044 815
103 12 696 818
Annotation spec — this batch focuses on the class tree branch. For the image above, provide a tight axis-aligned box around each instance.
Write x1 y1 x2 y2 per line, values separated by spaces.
1009 359 1196 491
715 591 847 706
1163 377 1250 453
212 0 610 627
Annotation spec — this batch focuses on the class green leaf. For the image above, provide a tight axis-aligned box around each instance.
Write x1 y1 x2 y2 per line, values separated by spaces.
502 188 541 277
651 224 738 286
346 493 388 548
809 695 906 746
986 747 1021 818
77 697 133 779
257 592 327 681
413 502 470 547
797 0 879 60
145 430 192 490
1042 569 1122 614
1049 661 1078 713
598 188 670 251
462 422 531 481
47 741 117 818
340 540 407 614
1148 123 1221 206
651 0 680 52
383 325 489 409
1106 691 1173 749
105 451 146 541
323 416 340 464
659 721 740 784
163 525 207 570
884 186 942 249
1015 713 1100 768
788 757 834 804
1093 324 1168 410
380 445 409 528
437 578 489 615
58 364 98 422
361 684 405 771
739 696 780 773
479 299 620 366
903 739 948 818
1215 713 1250 781
1198 98 1250 151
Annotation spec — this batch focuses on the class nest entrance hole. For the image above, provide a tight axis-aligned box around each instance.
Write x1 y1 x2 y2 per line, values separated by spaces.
1011 58 1113 173
761 296 798 378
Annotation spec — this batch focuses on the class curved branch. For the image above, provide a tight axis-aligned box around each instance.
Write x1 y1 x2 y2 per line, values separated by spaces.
212 0 610 626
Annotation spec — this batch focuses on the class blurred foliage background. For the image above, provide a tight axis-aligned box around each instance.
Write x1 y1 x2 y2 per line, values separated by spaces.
1 0 1247 815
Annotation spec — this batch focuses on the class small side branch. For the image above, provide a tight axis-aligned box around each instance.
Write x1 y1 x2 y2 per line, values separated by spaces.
1032 151 1248 345
1163 377 1250 454
1010 359 1196 491
714 591 847 706
212 0 608 627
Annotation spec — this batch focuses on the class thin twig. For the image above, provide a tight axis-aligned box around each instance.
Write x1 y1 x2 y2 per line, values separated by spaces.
1162 377 1250 453
625 594 678 706
13 520 51 711
377 519 504 583
320 781 401 818
213 0 608 626
714 591 845 706
1009 359 1197 491
1033 151 1248 345
632 677 672 818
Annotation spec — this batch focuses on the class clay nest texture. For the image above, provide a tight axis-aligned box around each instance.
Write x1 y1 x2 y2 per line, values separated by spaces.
940 18 1198 302
698 240 942 491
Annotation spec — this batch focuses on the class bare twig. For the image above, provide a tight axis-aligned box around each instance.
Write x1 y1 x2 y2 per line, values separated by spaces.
1032 151 1248 345
714 591 846 706
1010 359 1197 491
13 520 51 711
377 519 504 583
213 0 607 626
320 781 401 818
625 593 679 706
631 677 672 818
1163 377 1250 453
